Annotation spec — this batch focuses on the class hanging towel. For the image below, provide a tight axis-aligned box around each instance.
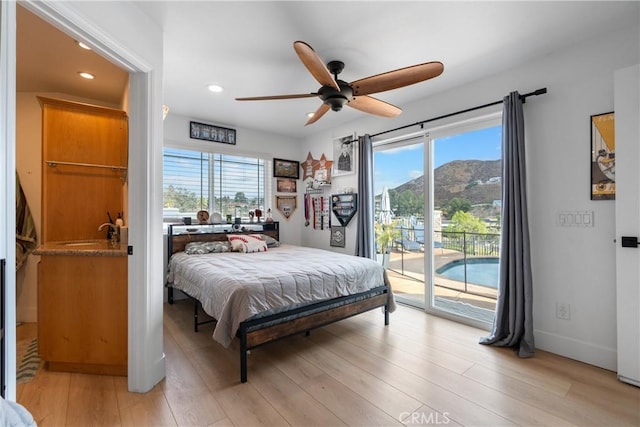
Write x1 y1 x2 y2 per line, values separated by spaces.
16 172 37 271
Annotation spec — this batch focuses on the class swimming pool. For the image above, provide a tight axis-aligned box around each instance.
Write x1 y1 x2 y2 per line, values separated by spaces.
435 258 499 288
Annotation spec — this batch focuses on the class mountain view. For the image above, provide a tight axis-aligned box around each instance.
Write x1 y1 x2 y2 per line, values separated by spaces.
391 159 502 209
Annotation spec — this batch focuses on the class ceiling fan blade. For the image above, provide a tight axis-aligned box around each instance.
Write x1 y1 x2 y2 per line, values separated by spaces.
236 93 317 101
348 95 401 118
293 41 340 91
351 61 444 96
305 103 331 126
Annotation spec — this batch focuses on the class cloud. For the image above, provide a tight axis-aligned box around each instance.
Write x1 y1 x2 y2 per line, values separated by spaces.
376 144 422 155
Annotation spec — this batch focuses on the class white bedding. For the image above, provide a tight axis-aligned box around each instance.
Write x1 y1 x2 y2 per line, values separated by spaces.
167 244 394 347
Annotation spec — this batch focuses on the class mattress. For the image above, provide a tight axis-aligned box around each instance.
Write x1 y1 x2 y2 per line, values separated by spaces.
167 244 394 346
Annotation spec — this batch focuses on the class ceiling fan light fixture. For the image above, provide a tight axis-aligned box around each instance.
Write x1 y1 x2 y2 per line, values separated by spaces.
327 96 347 112
207 84 224 93
236 41 443 125
78 72 94 80
306 112 315 118
318 82 353 111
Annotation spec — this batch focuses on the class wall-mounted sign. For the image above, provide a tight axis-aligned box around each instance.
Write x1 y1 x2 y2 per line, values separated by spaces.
190 121 236 145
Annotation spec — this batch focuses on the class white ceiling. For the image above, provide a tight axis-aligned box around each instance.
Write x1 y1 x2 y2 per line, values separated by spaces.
16 5 129 107
18 1 639 139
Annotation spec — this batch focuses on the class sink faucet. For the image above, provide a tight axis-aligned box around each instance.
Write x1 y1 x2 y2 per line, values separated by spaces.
98 222 119 243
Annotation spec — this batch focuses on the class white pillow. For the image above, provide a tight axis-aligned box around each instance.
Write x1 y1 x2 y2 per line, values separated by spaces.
227 234 268 253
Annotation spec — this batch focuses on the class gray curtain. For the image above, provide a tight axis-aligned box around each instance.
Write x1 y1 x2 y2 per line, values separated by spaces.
480 92 535 357
355 134 375 259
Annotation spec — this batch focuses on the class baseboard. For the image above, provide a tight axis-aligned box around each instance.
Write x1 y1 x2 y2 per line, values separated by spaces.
534 329 617 371
16 307 37 323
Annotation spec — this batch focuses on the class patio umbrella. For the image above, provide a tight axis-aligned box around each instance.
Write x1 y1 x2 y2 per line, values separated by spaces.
379 186 392 225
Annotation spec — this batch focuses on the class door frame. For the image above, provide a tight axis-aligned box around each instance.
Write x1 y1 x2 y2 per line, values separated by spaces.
2 1 166 396
424 112 501 330
0 0 17 399
373 111 501 330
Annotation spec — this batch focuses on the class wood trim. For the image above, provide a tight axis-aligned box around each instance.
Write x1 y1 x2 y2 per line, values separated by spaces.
45 361 127 376
37 96 129 119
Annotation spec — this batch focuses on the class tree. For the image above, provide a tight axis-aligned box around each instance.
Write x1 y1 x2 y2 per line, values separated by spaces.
447 210 487 234
164 185 202 212
234 191 248 204
393 189 423 217
444 197 471 219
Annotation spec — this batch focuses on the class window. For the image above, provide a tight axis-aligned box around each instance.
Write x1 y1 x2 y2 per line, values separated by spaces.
163 147 267 223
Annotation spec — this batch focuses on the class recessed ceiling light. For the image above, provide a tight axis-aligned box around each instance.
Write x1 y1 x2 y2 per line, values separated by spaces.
207 84 224 93
77 41 92 50
79 72 94 80
306 112 315 118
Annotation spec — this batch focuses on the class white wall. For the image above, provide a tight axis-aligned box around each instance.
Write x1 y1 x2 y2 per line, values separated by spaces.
300 23 639 370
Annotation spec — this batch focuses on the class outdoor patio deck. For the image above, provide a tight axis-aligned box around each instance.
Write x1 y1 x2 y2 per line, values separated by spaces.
386 249 497 316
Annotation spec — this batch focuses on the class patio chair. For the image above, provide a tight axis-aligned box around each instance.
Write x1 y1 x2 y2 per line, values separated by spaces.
395 230 422 251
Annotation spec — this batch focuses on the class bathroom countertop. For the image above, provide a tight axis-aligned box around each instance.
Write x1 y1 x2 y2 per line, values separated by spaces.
34 240 127 257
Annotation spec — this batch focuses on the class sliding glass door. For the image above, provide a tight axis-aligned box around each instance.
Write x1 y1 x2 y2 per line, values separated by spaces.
374 133 426 307
374 112 502 327
429 115 502 326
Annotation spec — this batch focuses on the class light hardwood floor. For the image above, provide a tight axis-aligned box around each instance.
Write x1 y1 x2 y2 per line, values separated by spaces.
17 301 639 426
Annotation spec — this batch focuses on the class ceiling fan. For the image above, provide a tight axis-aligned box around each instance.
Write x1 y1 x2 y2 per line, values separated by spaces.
235 41 444 126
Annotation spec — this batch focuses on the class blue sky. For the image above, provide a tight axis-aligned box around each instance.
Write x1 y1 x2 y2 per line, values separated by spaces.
373 125 502 194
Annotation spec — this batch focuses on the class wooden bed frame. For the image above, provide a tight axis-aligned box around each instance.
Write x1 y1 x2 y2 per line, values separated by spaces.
166 223 390 383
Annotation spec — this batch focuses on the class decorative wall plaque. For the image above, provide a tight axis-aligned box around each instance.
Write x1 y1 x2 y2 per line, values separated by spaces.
331 193 357 227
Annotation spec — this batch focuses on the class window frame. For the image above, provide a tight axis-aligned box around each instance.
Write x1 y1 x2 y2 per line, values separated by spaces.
162 141 272 225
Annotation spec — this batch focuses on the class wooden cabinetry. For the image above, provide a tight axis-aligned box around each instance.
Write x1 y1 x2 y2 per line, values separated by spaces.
38 255 127 376
38 96 128 242
36 97 129 376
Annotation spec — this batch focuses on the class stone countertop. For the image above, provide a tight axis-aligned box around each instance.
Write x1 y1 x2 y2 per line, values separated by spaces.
34 239 127 257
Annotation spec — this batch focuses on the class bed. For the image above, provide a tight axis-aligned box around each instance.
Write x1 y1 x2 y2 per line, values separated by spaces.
166 223 394 382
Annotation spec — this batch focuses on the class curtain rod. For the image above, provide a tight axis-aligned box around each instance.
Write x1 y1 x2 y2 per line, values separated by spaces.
370 88 547 139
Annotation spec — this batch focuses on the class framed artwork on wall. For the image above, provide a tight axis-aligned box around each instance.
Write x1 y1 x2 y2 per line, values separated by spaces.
330 226 346 248
333 133 356 177
590 112 615 200
273 158 300 179
276 178 297 193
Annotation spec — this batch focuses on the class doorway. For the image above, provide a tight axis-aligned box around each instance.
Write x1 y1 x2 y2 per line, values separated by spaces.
373 112 502 328
3 0 164 398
